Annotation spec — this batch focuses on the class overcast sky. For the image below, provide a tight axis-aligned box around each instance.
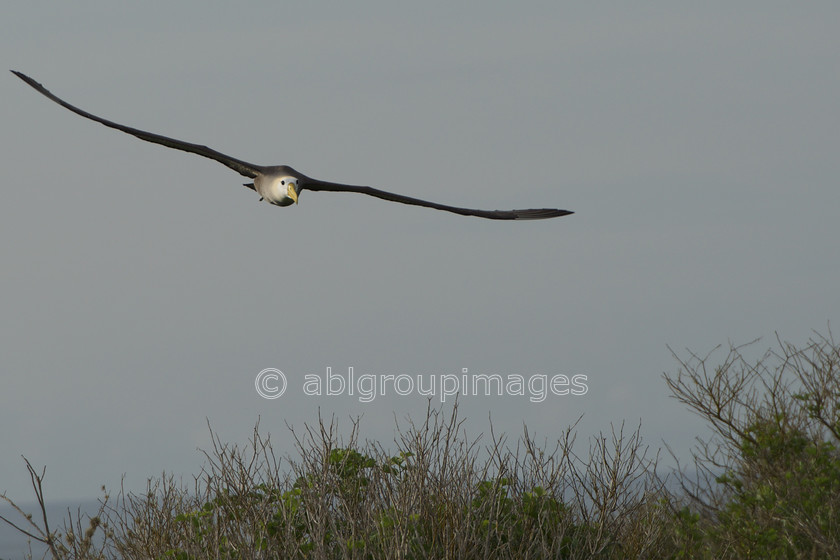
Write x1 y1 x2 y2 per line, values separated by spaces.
2 2 838 502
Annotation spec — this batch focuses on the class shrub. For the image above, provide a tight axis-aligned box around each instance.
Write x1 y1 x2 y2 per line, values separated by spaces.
4 329 840 559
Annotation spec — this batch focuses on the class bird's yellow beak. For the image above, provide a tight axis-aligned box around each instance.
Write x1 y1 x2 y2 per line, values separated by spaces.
287 183 298 204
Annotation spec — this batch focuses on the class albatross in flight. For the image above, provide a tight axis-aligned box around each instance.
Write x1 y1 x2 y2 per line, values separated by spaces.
12 71 572 220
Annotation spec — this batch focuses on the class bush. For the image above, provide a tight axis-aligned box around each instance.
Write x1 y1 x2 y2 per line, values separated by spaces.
3 405 666 559
665 329 840 558
3 329 840 559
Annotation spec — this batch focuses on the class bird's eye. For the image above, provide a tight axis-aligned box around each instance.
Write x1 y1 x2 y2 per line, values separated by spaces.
281 180 285 185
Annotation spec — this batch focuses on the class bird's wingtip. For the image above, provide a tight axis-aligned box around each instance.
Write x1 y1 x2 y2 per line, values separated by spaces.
515 208 574 220
10 70 37 85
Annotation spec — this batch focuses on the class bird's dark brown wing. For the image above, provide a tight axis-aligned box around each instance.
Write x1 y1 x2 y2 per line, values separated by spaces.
301 179 573 220
11 71 265 179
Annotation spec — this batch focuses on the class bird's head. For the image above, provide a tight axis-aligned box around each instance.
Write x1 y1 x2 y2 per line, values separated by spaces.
257 175 300 206
281 177 299 205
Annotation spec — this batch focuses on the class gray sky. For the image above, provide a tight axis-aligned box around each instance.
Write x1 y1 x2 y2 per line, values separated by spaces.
2 2 838 501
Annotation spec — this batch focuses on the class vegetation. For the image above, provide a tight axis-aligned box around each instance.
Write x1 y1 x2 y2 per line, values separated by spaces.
2 330 839 559
663 330 840 558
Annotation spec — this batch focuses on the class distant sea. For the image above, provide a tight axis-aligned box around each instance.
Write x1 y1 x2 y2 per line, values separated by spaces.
0 500 101 560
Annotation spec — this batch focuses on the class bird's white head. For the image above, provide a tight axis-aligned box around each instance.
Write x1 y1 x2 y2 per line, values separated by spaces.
281 177 299 205
256 175 300 206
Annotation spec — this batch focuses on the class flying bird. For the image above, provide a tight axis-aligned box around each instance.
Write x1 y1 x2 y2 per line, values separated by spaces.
12 71 573 220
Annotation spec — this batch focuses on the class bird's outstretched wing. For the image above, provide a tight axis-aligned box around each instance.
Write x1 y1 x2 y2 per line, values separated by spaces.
11 70 264 179
302 179 573 220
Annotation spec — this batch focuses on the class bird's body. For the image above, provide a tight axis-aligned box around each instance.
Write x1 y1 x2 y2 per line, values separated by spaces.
12 71 573 220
